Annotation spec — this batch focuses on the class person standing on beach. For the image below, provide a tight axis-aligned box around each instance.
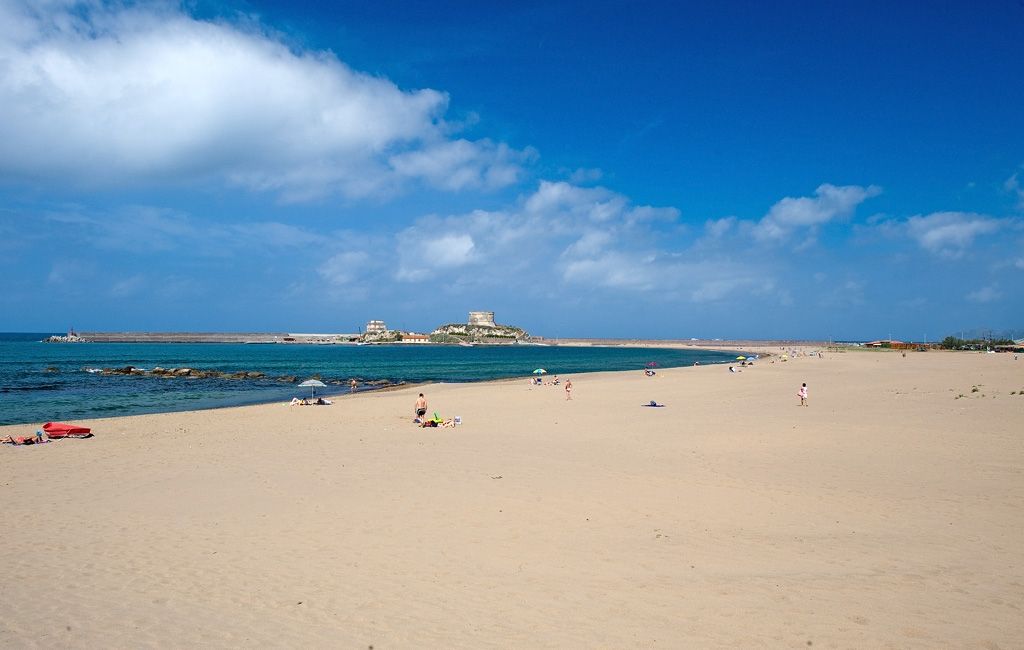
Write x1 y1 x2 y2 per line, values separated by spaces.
798 382 808 406
565 378 573 400
414 393 427 420
350 379 358 393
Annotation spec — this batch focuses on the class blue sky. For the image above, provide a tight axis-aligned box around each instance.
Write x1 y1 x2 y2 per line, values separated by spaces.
1 0 1021 339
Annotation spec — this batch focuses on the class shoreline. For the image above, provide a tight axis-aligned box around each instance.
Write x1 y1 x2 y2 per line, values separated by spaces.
2 341 754 427
0 343 953 435
0 355 734 431
6 343 987 429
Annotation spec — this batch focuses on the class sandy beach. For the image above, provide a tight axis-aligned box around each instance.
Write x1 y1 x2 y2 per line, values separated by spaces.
2 348 1022 648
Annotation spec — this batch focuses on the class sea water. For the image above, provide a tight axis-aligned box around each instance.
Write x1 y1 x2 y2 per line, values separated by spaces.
0 333 736 425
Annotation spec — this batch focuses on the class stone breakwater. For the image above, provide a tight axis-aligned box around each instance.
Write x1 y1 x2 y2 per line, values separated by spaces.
72 332 294 343
43 334 87 343
95 366 403 388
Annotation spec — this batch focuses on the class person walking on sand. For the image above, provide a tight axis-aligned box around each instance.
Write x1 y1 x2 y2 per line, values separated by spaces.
565 378 573 400
798 382 808 406
414 393 427 420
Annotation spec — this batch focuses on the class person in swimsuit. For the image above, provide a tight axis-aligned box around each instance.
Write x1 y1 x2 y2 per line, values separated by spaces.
4 435 40 445
414 393 427 420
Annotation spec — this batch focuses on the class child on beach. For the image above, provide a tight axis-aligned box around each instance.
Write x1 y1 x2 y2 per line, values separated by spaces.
798 382 808 406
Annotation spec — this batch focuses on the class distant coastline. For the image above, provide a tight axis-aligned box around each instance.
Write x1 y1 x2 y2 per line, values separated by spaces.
45 331 836 349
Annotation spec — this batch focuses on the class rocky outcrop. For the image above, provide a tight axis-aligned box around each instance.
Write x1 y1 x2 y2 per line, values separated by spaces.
430 322 528 343
96 366 270 379
360 329 401 343
88 366 404 389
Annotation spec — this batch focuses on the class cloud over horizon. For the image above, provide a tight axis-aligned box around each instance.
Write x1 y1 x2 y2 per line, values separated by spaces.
905 212 1001 258
754 183 882 243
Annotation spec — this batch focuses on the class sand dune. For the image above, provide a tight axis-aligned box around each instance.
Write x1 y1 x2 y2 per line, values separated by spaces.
2 349 1022 648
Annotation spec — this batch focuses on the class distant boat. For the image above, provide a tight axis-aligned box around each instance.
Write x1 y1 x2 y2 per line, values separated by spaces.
244 341 275 344
459 341 474 347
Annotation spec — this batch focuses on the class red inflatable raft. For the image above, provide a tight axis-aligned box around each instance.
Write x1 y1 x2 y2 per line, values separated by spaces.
42 422 92 438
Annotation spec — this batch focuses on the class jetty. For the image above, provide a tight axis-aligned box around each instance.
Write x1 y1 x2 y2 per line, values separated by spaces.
68 332 359 344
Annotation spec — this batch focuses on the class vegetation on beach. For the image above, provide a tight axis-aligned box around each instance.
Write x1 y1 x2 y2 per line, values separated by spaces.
940 336 1016 350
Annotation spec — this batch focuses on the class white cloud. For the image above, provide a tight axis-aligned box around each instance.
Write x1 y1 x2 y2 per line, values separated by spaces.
383 181 769 305
423 234 476 267
704 217 736 239
564 231 613 257
966 285 1001 303
395 231 477 281
0 2 527 200
390 139 534 191
754 183 881 242
318 251 371 286
906 212 999 258
525 181 621 221
562 252 661 291
523 180 677 226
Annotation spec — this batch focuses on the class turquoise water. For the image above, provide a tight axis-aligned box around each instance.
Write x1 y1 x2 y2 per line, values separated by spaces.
0 333 736 425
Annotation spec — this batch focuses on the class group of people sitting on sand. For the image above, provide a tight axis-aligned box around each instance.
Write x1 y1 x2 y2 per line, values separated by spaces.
289 397 332 406
531 375 561 386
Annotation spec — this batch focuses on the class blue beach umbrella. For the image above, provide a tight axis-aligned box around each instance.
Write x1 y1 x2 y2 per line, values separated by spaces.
532 368 547 374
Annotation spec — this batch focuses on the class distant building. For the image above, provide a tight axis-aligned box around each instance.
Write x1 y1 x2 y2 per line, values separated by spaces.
865 339 939 350
365 320 387 334
400 333 430 344
468 311 496 327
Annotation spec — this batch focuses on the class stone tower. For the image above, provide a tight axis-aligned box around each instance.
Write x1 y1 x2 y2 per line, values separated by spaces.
468 311 496 327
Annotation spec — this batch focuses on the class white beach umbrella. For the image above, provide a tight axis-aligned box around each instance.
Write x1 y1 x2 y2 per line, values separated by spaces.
298 379 326 398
